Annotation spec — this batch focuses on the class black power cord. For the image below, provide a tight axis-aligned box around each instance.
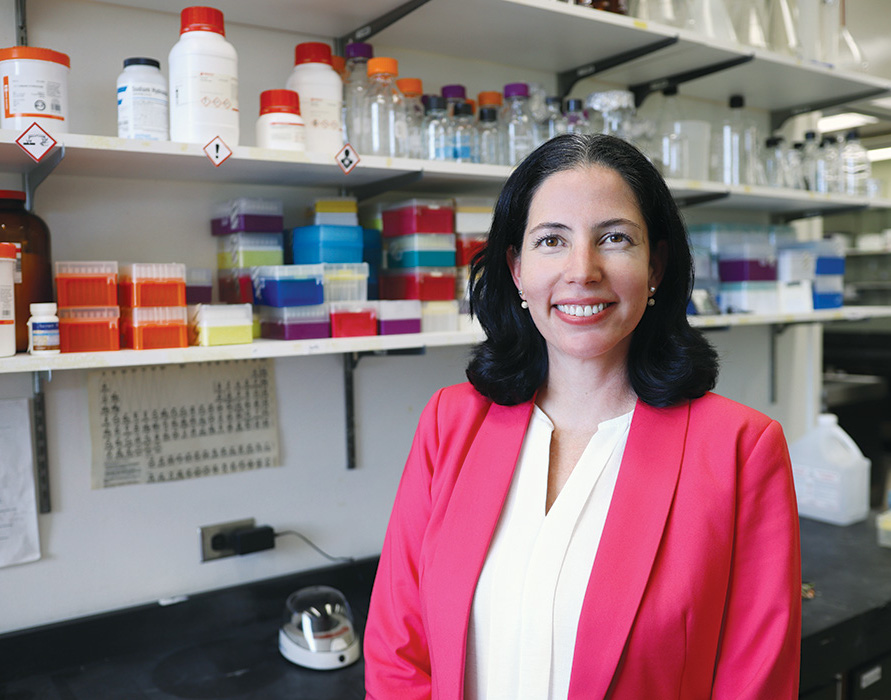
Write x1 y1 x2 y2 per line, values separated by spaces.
212 525 353 563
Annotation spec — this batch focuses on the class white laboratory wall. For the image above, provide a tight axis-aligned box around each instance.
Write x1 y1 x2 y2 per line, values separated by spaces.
0 0 823 633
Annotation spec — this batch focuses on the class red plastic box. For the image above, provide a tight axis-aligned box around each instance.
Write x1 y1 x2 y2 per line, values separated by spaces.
382 199 454 237
380 268 457 301
329 302 377 338
59 307 120 353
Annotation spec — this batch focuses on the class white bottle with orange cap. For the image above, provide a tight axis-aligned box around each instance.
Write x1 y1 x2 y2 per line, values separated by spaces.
255 89 305 151
286 42 343 156
0 46 70 133
168 5 239 146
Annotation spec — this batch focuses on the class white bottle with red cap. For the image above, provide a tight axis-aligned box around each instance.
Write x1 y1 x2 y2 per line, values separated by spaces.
285 42 343 156
255 89 305 151
168 6 239 146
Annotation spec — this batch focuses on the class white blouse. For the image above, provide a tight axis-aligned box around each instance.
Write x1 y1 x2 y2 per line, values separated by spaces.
464 405 634 700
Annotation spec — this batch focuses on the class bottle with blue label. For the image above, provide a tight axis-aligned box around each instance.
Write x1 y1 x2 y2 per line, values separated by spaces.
27 302 60 355
450 102 478 163
117 57 169 141
423 96 452 161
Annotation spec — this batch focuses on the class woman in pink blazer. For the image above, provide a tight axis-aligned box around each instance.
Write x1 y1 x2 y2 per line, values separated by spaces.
365 134 801 699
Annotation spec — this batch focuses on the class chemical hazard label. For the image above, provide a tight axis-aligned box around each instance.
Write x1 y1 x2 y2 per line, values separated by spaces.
336 143 360 174
204 136 232 167
16 122 57 162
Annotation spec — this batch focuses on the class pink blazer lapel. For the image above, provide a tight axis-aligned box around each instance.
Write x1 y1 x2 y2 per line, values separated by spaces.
569 399 690 699
424 400 533 700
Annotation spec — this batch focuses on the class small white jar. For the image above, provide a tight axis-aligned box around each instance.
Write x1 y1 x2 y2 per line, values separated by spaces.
27 302 60 355
255 89 305 151
117 57 169 141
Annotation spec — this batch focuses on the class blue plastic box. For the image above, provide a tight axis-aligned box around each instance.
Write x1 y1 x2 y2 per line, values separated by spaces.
289 225 363 264
386 234 457 268
251 265 325 307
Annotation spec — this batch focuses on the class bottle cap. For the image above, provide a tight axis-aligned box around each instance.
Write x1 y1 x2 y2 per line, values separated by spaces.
765 136 782 147
804 130 817 140
729 94 744 109
259 89 300 116
479 107 498 123
331 55 346 77
344 42 374 60
503 82 529 98
0 46 70 67
367 57 398 77
397 78 423 97
180 6 225 36
846 129 860 139
0 242 17 260
565 98 584 112
454 101 474 117
477 91 503 107
441 84 467 100
30 302 57 315
545 96 562 106
0 190 26 201
294 42 333 66
123 57 161 69
425 95 447 113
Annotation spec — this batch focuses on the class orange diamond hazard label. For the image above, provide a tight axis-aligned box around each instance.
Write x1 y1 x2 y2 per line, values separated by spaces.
16 123 57 162
204 137 232 167
336 144 359 174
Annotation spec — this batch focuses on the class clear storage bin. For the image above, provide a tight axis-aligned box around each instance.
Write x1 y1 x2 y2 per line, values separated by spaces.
421 300 459 332
323 262 369 302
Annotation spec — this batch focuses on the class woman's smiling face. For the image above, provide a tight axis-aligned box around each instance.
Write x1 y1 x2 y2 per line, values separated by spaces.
509 165 664 372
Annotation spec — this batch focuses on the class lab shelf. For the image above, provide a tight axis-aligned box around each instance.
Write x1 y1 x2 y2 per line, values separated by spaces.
5 307 891 375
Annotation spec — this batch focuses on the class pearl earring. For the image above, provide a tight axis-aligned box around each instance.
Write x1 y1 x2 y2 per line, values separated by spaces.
647 286 656 307
519 290 528 309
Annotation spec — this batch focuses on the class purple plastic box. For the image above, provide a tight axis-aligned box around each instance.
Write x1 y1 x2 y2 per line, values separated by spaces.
261 320 330 340
379 318 422 335
718 259 777 283
211 214 285 236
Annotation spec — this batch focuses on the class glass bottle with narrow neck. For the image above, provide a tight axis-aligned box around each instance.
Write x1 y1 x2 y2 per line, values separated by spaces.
503 82 535 166
477 107 503 165
564 99 591 135
423 95 452 161
343 42 372 150
397 77 425 159
365 57 407 158
450 101 478 163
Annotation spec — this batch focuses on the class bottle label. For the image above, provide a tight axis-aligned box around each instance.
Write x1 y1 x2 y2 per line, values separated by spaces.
0 280 13 323
172 73 239 114
303 97 341 136
259 120 305 148
118 80 169 140
2 75 66 121
29 321 60 352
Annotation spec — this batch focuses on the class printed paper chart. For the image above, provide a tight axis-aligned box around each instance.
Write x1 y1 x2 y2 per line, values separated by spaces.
88 360 279 488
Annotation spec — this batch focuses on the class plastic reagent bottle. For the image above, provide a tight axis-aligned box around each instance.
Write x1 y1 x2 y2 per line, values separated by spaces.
27 302 60 355
168 6 239 146
841 128 871 196
450 101 478 163
397 78 425 159
365 57 407 158
441 84 467 116
503 82 535 166
117 57 168 141
423 95 452 161
477 107 503 165
343 42 373 149
286 42 343 156
255 89 305 151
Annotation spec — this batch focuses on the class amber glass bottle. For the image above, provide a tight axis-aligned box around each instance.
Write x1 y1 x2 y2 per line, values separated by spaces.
0 191 53 352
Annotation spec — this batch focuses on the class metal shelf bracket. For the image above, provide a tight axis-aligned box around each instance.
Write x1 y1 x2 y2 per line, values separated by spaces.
629 54 754 108
31 370 52 513
336 0 434 53
23 144 65 211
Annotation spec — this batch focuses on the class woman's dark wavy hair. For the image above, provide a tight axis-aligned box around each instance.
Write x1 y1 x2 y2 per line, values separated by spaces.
466 132 718 407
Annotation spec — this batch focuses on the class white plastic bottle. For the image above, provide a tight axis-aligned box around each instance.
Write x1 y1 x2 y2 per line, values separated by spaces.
364 57 406 158
255 89 305 151
168 6 239 146
286 42 343 156
27 302 60 355
117 57 169 141
790 413 870 525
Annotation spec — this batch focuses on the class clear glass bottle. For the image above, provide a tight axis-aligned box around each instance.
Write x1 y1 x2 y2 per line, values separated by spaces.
656 86 688 178
477 106 503 165
713 94 761 186
564 98 591 135
763 136 789 188
767 0 800 56
365 57 407 158
539 96 568 145
441 84 467 116
815 135 842 194
423 95 452 161
503 82 535 166
785 142 807 189
841 128 871 196
800 130 820 191
397 77 425 159
343 42 373 150
450 101 478 163
630 0 687 27
586 90 636 139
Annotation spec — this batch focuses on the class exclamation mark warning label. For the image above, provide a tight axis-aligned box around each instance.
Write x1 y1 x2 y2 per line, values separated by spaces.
204 136 232 167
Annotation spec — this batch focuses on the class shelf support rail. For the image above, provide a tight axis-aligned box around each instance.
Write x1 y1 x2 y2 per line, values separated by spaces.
23 144 65 211
342 347 426 470
15 0 27 45
556 36 678 99
336 0 434 53
629 54 754 108
31 371 51 513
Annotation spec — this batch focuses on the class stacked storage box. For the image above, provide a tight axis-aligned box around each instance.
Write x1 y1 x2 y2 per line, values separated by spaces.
453 197 492 329
118 263 188 349
188 303 253 346
54 261 121 353
813 238 845 309
380 199 458 333
775 226 816 314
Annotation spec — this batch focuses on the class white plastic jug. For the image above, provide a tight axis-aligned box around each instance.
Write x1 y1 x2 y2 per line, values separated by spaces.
790 413 870 526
